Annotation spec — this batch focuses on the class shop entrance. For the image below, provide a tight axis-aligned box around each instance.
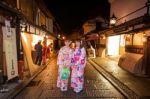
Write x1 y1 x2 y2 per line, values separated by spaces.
107 35 120 56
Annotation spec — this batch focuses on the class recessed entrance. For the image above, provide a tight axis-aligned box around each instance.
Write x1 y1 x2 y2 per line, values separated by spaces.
107 35 120 56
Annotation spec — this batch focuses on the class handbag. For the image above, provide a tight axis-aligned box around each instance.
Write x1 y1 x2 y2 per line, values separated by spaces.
61 67 70 80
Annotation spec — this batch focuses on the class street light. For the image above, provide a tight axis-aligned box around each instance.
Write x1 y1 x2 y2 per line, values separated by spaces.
62 36 65 40
58 34 60 38
110 14 117 26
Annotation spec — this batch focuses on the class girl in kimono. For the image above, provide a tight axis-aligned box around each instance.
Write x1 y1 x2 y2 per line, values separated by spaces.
57 40 72 91
42 41 47 65
71 40 87 93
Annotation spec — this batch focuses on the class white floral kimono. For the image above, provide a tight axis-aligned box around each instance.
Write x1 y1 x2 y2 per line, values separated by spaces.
57 46 73 91
71 47 87 92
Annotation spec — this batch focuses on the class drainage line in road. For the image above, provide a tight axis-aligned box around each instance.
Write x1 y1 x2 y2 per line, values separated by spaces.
88 60 140 99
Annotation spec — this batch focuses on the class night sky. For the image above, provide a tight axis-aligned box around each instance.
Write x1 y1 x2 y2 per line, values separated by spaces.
43 0 110 35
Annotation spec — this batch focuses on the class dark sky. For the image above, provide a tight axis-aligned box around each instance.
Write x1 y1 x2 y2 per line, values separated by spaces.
43 0 110 35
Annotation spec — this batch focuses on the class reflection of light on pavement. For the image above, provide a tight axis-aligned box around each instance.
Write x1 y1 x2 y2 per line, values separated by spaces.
110 63 119 74
111 64 119 73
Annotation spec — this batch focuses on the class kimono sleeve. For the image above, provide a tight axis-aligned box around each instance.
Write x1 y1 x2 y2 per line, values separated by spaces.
80 47 87 66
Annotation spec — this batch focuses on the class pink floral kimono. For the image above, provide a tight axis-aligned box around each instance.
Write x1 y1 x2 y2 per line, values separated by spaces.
57 46 73 91
71 47 86 92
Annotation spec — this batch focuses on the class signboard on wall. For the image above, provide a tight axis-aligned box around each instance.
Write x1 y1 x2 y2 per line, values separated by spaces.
2 26 18 80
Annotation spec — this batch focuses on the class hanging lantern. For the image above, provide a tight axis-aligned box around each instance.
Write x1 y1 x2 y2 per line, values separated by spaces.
110 14 117 26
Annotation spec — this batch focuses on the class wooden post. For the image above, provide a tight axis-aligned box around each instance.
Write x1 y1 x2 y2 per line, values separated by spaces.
146 37 150 76
16 16 21 60
0 24 3 84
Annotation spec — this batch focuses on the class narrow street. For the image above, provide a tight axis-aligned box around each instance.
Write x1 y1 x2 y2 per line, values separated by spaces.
1 0 150 99
14 57 125 99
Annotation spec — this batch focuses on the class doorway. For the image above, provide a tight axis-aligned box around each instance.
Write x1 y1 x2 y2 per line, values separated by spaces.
107 35 120 56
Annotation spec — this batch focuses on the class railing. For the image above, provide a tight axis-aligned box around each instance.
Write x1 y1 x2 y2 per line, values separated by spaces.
116 5 147 26
125 45 143 54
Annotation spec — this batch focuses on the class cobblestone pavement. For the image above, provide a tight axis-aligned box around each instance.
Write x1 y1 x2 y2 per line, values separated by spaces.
14 58 125 99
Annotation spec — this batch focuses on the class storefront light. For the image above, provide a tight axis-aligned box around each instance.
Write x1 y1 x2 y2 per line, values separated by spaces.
102 34 106 39
142 37 147 42
20 21 27 32
143 32 146 36
58 34 60 38
21 25 27 32
46 35 48 38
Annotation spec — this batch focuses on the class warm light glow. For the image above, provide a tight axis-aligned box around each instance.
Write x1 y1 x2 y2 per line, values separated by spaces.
103 36 106 39
110 19 116 25
120 35 125 47
142 37 147 42
126 34 131 38
46 35 48 38
110 14 117 25
102 34 106 39
21 27 25 31
58 34 60 38
21 32 27 44
32 35 42 49
20 22 27 32
62 36 65 40
107 35 120 56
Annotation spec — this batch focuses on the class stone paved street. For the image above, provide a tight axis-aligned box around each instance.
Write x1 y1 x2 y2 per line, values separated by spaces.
14 58 125 99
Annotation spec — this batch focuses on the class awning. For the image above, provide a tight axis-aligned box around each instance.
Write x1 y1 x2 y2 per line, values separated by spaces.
112 15 150 35
85 34 99 41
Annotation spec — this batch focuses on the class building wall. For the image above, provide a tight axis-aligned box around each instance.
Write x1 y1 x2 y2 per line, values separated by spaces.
40 12 46 26
110 0 147 25
20 0 34 22
5 0 17 7
5 0 54 33
100 38 106 45
133 32 144 46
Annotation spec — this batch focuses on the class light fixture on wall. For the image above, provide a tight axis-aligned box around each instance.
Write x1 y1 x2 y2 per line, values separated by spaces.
58 34 60 38
20 22 27 32
142 32 147 42
110 14 117 26
142 36 147 42
62 36 65 40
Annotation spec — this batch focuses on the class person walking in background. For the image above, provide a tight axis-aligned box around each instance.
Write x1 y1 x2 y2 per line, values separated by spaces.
71 39 87 93
42 41 47 65
57 39 73 91
47 43 53 58
35 40 42 65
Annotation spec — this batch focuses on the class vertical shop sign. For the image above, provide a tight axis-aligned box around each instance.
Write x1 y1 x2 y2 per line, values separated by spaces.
2 20 18 80
5 20 12 37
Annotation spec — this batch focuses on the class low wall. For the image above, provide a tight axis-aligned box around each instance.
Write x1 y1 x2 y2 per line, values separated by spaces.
118 52 145 76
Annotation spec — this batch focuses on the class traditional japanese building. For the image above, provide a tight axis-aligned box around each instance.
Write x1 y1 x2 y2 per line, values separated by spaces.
98 0 150 77
0 0 60 83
